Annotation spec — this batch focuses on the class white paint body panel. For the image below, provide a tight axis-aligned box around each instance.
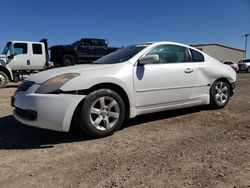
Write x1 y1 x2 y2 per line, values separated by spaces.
14 84 85 132
6 41 46 71
13 42 236 132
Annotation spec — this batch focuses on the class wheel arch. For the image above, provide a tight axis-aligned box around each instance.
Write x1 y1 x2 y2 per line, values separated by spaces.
53 51 77 67
0 66 12 81
70 82 130 131
62 52 76 58
213 77 234 96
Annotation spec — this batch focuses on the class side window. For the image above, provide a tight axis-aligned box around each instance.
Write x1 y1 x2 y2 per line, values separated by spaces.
14 43 27 55
92 40 100 46
190 49 204 62
32 44 42 54
96 40 107 46
146 45 191 63
83 39 92 46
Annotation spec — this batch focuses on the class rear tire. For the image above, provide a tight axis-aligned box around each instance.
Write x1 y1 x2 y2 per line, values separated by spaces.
247 66 250 73
210 80 230 109
79 89 125 138
0 71 9 89
62 55 76 66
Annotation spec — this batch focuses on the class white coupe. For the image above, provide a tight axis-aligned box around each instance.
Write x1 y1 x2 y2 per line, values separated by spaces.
12 42 236 137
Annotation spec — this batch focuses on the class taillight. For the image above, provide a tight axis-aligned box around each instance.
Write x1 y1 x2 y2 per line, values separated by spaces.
231 66 237 72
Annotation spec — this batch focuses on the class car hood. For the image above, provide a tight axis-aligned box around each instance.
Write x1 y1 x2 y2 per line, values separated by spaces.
26 64 114 84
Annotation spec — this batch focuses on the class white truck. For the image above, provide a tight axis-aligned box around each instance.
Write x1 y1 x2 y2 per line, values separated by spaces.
0 39 50 88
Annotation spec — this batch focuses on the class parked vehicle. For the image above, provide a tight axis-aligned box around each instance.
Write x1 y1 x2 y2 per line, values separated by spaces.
0 39 50 88
50 38 121 67
223 60 239 72
238 59 250 72
12 42 236 138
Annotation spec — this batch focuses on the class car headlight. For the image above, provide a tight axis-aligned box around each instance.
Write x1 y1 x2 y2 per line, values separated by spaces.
36 73 80 94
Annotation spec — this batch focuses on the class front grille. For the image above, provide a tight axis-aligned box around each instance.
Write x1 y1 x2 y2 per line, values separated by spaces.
15 107 37 120
16 80 35 92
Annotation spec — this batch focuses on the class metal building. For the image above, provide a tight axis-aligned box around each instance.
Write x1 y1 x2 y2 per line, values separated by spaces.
191 43 244 63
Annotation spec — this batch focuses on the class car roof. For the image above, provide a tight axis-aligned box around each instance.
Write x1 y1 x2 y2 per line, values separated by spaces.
138 41 202 52
10 41 42 44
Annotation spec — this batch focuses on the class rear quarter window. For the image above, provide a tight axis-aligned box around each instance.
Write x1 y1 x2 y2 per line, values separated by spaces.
190 49 204 62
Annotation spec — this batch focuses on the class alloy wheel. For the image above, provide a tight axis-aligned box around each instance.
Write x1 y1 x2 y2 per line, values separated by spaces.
214 81 229 105
89 96 120 130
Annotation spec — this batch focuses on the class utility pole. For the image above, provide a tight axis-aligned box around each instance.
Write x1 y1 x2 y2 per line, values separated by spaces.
242 33 250 59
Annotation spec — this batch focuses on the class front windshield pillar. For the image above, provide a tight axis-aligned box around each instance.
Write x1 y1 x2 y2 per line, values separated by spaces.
2 42 12 55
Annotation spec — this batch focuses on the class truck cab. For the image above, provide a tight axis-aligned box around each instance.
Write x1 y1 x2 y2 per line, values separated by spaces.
50 38 120 67
0 39 49 88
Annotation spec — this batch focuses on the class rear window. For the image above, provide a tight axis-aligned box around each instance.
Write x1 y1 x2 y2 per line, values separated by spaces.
243 59 250 63
32 44 42 54
190 49 204 62
224 61 233 65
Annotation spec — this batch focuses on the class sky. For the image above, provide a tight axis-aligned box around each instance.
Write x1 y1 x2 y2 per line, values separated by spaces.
0 0 250 58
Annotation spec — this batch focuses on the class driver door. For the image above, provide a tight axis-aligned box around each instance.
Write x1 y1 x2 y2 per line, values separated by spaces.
134 44 196 108
8 42 30 71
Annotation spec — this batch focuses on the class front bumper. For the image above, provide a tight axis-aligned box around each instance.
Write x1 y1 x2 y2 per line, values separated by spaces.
12 84 86 132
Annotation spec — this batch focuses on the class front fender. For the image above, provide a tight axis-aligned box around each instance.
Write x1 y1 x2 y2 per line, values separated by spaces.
60 64 135 110
0 64 13 81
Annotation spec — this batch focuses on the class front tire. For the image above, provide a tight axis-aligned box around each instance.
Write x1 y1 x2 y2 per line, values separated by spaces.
79 89 125 138
62 55 76 66
247 66 250 73
0 71 9 89
210 80 230 109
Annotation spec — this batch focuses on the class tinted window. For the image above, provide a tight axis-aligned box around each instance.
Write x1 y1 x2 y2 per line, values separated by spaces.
94 45 146 64
32 44 42 54
243 59 250 63
81 39 107 46
14 43 27 55
146 45 191 63
92 39 107 46
224 61 233 65
81 39 95 46
190 49 204 62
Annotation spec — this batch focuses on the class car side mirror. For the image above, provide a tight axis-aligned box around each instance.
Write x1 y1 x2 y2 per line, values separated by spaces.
139 54 159 65
8 45 15 58
8 54 14 59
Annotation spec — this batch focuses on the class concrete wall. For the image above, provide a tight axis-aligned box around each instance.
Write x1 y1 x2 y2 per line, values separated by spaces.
193 44 244 63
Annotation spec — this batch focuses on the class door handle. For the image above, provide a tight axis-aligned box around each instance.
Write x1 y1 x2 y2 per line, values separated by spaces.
184 68 193 74
27 60 30 65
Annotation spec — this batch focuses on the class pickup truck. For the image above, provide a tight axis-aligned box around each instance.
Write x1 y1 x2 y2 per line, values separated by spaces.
50 38 121 66
0 39 50 88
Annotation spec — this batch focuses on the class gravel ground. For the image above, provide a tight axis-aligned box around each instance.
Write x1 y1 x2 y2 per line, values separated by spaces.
0 74 249 188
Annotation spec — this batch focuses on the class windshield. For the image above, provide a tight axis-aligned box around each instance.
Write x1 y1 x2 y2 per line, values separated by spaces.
2 42 11 54
239 59 250 63
94 45 147 64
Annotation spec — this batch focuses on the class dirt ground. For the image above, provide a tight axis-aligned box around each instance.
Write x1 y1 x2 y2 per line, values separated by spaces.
0 74 249 188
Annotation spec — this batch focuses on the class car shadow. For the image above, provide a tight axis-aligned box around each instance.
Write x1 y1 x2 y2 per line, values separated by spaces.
0 116 91 150
5 84 19 88
124 105 210 128
0 105 211 150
